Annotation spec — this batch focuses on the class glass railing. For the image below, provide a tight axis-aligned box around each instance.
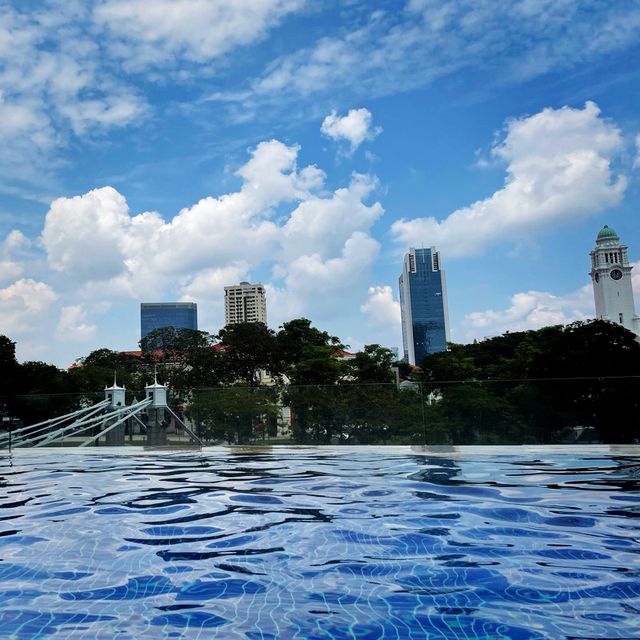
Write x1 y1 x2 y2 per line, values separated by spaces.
1 377 639 448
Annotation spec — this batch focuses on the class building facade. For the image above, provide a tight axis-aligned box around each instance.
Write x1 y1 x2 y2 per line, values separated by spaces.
590 225 640 337
224 282 267 325
140 302 198 340
399 247 450 365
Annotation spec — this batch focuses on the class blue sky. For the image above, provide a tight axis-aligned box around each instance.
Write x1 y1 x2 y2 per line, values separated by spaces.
1 0 640 366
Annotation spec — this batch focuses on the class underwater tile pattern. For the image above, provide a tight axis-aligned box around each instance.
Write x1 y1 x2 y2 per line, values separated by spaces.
0 446 639 639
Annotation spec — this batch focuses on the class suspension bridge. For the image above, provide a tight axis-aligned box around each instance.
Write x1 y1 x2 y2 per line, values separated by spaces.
0 378 202 450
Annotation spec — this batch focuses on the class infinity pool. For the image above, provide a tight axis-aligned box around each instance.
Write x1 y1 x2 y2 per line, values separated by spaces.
1 446 639 639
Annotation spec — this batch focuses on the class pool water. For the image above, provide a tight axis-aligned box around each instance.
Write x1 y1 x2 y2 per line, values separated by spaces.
1 446 639 639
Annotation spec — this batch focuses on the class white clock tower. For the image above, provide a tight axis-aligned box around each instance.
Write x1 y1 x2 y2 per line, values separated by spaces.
590 225 640 337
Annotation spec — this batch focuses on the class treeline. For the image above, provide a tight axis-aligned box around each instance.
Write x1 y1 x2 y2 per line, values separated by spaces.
1 319 396 396
2 318 639 444
0 319 399 441
417 319 640 444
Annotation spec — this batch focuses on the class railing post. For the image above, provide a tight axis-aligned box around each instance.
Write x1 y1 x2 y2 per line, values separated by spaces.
420 382 427 447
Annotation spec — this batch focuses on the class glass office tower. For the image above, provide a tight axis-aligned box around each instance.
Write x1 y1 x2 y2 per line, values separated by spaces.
140 302 198 340
399 247 450 365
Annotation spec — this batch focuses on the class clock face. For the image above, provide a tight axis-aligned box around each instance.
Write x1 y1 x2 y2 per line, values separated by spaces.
610 268 623 281
594 272 600 283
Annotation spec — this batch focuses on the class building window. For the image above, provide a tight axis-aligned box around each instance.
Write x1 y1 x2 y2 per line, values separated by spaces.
619 313 624 323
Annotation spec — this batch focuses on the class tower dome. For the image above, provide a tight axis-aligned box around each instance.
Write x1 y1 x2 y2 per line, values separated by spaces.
596 225 619 242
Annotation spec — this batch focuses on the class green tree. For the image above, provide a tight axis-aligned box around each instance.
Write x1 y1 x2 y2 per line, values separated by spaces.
418 320 640 444
346 344 396 383
420 342 478 382
68 348 143 392
190 386 280 444
140 328 223 395
0 335 19 396
274 319 346 443
217 322 276 386
276 318 345 385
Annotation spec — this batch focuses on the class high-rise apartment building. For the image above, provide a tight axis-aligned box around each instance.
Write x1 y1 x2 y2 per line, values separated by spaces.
590 225 640 337
224 282 267 325
140 302 198 340
399 247 450 365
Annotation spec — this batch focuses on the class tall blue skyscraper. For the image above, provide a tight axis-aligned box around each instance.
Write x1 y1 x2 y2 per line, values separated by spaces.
399 247 450 365
140 302 198 341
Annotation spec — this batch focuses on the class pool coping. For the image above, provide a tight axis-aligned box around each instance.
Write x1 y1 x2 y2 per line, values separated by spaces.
2 444 640 457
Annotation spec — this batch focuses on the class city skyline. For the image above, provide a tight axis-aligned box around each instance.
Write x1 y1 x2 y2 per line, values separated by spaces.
1 2 640 367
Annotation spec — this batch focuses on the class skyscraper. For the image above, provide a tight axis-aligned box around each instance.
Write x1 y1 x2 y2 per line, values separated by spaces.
140 302 198 340
590 225 640 337
224 282 267 325
399 247 450 365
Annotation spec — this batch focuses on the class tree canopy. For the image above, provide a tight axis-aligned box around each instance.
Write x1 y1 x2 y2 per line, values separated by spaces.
1 318 638 445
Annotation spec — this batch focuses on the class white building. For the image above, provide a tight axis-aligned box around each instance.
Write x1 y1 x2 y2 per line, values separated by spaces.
224 282 267 325
590 225 640 337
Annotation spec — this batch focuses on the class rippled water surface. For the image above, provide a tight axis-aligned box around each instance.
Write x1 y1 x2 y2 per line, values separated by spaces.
1 446 639 639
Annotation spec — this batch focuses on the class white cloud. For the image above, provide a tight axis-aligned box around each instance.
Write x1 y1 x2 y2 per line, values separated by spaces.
0 278 58 337
0 4 147 178
41 140 320 291
57 93 147 136
268 232 381 326
284 232 379 294
460 265 640 342
360 285 402 351
0 260 23 287
631 261 640 300
42 186 140 281
321 108 381 150
180 262 250 330
634 134 640 169
461 284 594 340
281 173 383 260
361 285 401 328
231 2 640 108
39 139 383 332
0 230 30 285
392 102 626 257
57 304 97 341
94 0 304 70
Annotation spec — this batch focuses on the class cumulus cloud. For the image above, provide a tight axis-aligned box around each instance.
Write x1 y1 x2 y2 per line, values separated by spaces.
284 232 379 294
461 284 594 340
94 0 304 69
57 304 97 341
40 139 383 331
41 140 321 290
458 263 639 343
268 232 381 326
321 108 382 150
361 285 401 329
0 230 30 285
281 173 383 260
0 278 58 337
180 262 251 328
392 102 626 257
42 186 139 280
